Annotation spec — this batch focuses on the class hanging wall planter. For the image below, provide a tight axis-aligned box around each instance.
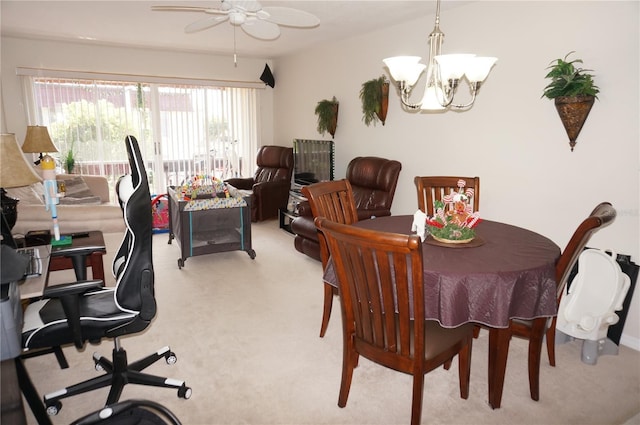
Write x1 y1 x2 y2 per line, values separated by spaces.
315 97 339 138
360 75 389 126
554 95 595 152
542 51 599 151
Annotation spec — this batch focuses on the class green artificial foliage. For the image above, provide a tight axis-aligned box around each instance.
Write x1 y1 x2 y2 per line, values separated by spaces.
359 75 387 126
314 97 339 136
64 143 76 174
542 51 600 99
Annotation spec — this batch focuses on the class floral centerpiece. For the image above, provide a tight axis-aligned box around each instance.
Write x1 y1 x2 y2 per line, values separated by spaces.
426 179 481 243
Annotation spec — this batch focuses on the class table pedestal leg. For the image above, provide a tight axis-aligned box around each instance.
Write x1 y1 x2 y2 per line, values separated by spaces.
488 327 511 409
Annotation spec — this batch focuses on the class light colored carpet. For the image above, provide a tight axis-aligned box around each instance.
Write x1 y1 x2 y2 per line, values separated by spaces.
24 221 640 424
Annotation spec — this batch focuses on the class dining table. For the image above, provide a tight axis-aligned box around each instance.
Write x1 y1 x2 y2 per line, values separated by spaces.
323 215 561 409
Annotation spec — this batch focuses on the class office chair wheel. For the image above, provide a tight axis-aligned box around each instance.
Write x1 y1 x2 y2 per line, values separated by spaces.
165 351 177 365
94 360 104 371
178 258 184 269
178 385 192 399
46 400 62 416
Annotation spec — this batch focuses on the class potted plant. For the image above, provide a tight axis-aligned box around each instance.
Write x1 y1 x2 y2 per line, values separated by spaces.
359 75 389 126
64 144 76 174
314 97 339 138
542 51 600 151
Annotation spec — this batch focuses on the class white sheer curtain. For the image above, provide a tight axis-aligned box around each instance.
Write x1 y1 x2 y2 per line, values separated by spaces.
154 84 258 189
19 70 259 195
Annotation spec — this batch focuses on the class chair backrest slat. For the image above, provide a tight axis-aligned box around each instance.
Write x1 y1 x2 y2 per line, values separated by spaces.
302 179 359 267
414 176 480 216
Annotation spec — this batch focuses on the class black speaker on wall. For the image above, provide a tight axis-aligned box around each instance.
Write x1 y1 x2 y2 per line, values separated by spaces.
260 64 275 88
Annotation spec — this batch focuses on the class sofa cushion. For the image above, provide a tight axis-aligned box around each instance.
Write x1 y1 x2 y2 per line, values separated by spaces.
59 176 101 204
5 185 44 206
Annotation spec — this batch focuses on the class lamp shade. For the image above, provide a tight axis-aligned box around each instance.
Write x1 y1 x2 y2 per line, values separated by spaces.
383 56 426 86
0 133 42 188
22 125 58 154
419 86 446 111
434 54 475 81
465 57 498 83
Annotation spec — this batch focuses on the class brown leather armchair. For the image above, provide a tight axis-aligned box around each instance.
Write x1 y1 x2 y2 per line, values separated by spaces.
291 156 402 261
225 145 294 222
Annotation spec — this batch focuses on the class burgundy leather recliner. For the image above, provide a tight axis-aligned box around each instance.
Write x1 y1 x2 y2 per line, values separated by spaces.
225 145 294 222
291 156 402 261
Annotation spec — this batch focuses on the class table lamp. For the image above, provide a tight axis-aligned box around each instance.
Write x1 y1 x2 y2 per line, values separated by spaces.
21 125 58 165
0 133 43 246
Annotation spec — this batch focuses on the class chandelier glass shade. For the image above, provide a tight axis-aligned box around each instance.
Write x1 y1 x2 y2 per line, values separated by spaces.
383 0 497 112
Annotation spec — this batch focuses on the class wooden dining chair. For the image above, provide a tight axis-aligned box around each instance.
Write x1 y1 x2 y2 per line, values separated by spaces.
315 217 473 425
509 202 616 401
301 179 359 337
414 176 480 215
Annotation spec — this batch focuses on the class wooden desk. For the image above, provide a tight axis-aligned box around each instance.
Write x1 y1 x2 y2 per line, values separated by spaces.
324 215 560 409
49 231 106 281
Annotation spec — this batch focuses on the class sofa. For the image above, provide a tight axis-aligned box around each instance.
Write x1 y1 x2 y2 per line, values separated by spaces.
8 174 125 236
291 156 402 261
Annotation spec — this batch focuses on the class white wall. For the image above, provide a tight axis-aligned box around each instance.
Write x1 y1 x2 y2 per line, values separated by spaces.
272 1 640 349
0 37 275 147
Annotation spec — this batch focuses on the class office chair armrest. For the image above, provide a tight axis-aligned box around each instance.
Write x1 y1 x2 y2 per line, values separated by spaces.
42 280 104 298
43 279 104 349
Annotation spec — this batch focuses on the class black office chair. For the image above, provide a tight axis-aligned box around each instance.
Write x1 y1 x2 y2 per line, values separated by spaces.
21 135 191 416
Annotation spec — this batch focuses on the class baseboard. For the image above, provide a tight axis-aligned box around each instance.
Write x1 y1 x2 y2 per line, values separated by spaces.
620 334 640 351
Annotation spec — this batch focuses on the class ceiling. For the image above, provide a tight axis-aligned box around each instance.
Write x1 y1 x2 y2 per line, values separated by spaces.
0 1 470 59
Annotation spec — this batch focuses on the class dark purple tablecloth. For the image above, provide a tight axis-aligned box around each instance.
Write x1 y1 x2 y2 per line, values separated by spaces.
323 215 561 328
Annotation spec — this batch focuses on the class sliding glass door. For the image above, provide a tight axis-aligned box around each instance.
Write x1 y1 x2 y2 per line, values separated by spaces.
21 73 258 195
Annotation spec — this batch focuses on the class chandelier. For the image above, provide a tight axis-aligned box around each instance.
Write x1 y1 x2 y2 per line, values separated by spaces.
383 0 497 112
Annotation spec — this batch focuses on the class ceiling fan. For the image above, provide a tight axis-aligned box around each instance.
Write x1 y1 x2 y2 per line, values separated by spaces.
151 0 320 41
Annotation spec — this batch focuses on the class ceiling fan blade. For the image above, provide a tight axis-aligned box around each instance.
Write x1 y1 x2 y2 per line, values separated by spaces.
185 15 228 34
261 7 320 28
151 6 215 13
241 20 280 40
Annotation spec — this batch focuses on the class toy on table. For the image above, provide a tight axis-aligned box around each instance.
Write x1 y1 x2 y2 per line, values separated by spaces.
41 154 62 241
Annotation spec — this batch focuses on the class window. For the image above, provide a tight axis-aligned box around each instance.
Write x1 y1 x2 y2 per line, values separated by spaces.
20 70 260 195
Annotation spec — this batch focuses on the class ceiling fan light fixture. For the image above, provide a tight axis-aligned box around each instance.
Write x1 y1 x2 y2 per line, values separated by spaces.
229 12 245 25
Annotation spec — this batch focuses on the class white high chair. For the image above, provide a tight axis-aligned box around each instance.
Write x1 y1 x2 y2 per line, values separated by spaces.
556 249 631 364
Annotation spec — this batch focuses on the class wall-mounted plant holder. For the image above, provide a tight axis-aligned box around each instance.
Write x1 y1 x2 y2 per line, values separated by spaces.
315 97 339 138
555 95 595 151
360 75 389 126
542 52 599 152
